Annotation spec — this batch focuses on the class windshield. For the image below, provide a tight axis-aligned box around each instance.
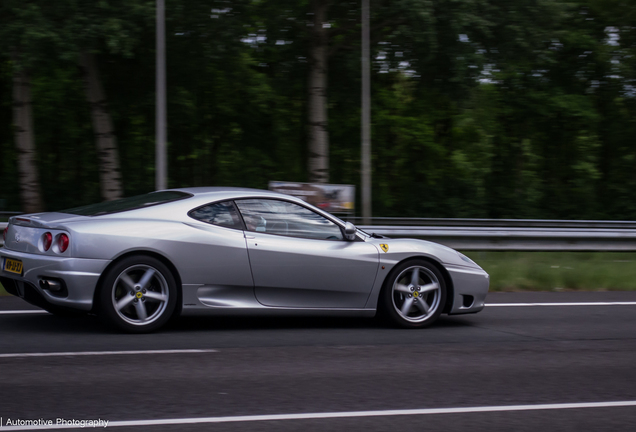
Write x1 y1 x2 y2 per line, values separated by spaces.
61 191 192 216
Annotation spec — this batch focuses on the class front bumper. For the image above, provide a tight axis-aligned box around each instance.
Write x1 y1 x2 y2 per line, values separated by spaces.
445 264 489 315
0 249 110 311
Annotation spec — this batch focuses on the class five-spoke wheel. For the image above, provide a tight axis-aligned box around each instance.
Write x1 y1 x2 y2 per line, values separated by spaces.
99 256 177 333
382 259 446 328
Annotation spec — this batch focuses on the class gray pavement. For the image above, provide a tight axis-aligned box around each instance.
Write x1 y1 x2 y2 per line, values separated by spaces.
1 292 636 431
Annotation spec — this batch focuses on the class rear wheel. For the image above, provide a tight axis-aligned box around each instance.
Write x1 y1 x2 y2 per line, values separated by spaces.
381 259 446 328
98 256 177 333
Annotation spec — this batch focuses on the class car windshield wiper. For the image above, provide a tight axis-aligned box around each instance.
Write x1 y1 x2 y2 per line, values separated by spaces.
358 228 387 239
370 232 388 239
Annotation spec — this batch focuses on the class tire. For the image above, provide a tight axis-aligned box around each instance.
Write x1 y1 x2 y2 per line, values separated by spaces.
380 259 446 329
98 255 177 333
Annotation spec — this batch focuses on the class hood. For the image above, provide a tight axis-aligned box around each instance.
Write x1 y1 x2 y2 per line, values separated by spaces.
365 237 482 269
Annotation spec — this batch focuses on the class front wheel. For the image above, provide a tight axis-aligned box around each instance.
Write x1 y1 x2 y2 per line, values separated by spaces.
381 259 446 328
98 256 177 333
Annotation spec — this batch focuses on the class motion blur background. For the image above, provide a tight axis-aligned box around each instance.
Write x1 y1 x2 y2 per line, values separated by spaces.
3 9 636 428
1 0 635 220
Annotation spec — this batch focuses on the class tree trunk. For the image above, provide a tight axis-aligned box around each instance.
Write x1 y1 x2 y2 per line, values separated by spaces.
307 0 330 183
12 54 44 213
79 52 123 201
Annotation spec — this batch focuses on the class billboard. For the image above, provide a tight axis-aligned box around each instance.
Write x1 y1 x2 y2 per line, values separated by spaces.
268 181 355 214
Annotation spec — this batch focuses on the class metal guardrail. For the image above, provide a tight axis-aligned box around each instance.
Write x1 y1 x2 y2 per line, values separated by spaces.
346 217 636 229
3 215 636 250
349 218 636 251
357 225 636 251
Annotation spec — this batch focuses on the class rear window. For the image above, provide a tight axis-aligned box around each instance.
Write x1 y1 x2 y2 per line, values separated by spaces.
62 191 192 216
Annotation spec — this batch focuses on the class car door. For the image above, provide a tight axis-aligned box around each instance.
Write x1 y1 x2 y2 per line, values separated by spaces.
235 198 379 308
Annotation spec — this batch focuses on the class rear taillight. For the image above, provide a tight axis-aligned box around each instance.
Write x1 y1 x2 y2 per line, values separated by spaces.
57 234 69 253
42 232 52 251
2 226 7 242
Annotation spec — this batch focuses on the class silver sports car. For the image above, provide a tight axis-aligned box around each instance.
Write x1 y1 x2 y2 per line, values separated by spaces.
1 187 489 332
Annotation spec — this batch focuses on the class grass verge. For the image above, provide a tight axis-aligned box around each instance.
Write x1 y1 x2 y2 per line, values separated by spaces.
462 251 636 291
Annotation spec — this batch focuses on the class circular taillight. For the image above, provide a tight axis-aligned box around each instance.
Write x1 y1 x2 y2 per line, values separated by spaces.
42 232 52 251
58 233 69 253
2 226 7 242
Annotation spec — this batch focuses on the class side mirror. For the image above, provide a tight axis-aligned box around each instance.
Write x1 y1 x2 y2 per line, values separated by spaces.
344 222 357 241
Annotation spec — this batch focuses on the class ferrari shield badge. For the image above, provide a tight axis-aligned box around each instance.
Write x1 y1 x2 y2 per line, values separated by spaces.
379 244 389 253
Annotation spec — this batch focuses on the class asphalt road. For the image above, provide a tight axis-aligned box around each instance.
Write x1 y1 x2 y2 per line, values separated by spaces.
1 291 636 431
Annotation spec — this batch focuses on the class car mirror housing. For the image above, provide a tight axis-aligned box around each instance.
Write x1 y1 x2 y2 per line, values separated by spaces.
344 222 357 241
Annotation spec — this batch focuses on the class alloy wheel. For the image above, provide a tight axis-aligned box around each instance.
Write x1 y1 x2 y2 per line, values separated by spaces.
111 264 170 326
391 265 442 323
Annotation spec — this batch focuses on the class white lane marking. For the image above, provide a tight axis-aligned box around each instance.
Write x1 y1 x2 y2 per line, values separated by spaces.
0 349 217 359
487 302 636 307
0 310 48 315
2 401 636 430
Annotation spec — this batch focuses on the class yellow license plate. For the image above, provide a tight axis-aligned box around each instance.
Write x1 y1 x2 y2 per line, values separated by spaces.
4 258 23 275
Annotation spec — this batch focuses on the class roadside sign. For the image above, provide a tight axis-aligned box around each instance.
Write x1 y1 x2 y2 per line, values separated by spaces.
268 181 355 215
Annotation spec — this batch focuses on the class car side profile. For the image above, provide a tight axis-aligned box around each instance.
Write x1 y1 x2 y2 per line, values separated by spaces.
0 187 489 332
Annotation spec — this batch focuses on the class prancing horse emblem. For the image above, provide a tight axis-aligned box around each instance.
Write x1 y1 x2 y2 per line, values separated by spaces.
379 244 389 253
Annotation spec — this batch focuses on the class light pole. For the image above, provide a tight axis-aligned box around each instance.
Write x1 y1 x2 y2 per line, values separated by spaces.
156 0 167 190
361 0 371 224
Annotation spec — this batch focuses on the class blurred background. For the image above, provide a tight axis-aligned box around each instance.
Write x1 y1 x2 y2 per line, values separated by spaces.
0 0 635 220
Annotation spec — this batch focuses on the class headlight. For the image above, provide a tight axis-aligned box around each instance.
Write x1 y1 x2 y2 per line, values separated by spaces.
457 252 476 265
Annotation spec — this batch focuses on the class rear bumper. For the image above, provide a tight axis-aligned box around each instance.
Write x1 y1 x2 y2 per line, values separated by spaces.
445 264 490 315
0 249 109 311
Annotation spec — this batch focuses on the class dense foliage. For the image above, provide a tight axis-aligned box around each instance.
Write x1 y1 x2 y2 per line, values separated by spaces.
1 0 635 219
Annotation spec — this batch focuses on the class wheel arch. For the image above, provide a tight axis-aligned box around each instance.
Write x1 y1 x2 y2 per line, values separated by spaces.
92 250 183 318
379 255 455 314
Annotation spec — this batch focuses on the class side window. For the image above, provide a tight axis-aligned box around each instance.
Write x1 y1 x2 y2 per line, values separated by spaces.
235 199 344 240
189 201 244 230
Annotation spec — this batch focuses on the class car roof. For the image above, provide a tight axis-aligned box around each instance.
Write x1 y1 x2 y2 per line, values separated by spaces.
19 187 342 226
168 186 275 195
145 186 319 214
97 186 343 224
165 187 300 203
